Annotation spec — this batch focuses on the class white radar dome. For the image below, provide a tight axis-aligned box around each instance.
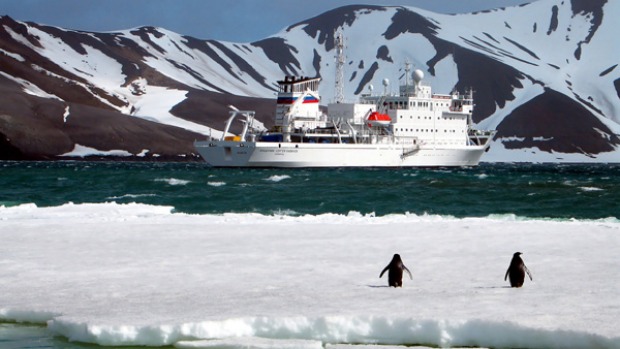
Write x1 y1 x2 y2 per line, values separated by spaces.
413 69 424 83
382 78 390 87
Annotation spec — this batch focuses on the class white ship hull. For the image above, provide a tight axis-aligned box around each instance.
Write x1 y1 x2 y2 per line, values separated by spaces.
195 140 488 167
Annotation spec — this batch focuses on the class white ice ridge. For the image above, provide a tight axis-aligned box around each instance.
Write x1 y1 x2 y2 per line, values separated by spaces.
43 316 617 348
0 202 619 348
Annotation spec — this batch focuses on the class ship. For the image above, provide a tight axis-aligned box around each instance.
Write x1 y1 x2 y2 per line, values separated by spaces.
194 63 495 168
195 30 494 169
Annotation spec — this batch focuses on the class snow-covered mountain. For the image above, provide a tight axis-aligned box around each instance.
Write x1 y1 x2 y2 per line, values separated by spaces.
0 0 618 162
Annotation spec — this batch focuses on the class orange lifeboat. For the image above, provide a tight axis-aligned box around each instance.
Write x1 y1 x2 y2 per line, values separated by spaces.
367 111 391 127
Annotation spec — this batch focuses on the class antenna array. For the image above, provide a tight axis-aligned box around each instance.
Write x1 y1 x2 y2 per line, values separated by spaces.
334 29 345 103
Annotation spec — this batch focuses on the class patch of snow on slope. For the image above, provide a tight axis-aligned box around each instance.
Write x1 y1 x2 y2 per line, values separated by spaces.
432 1 617 110
0 71 63 100
63 106 70 123
25 26 125 88
327 8 404 101
430 2 578 92
569 1 620 124
0 48 25 62
127 83 220 138
2 25 33 48
483 142 620 163
120 29 269 97
371 33 439 94
426 53 459 94
60 144 132 157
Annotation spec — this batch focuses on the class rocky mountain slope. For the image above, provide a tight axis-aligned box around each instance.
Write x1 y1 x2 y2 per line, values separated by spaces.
0 0 618 162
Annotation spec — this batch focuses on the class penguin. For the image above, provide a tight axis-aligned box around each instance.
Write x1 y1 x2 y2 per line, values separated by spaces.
380 254 412 287
504 252 533 287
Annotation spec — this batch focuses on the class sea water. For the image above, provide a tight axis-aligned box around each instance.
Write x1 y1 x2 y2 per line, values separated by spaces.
0 323 113 349
0 161 618 219
0 161 619 349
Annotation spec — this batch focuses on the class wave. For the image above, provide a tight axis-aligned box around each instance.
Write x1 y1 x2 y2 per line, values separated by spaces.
0 202 618 224
579 186 604 192
2 311 617 348
106 193 157 200
154 178 190 186
264 175 291 182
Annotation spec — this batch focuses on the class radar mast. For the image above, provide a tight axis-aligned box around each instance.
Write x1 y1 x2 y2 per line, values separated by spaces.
334 29 345 103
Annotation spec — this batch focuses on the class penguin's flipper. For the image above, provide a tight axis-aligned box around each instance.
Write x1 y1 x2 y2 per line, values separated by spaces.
504 269 510 281
380 265 389 278
524 265 533 281
404 266 413 280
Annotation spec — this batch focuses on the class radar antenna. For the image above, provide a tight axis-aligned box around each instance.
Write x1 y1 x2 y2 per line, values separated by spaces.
334 29 345 103
404 59 411 96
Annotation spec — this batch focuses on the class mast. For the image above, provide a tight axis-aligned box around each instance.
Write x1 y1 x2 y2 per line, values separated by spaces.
334 29 345 103
404 59 411 96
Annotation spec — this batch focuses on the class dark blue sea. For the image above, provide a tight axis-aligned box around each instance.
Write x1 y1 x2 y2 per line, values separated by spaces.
0 161 618 220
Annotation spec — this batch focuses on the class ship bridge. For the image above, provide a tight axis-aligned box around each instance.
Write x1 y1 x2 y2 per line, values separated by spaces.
275 76 324 130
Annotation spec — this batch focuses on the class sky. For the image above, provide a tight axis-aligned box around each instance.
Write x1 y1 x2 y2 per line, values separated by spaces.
0 0 536 42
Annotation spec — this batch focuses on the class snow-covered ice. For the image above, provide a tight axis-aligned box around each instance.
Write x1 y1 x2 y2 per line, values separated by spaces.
0 203 618 348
